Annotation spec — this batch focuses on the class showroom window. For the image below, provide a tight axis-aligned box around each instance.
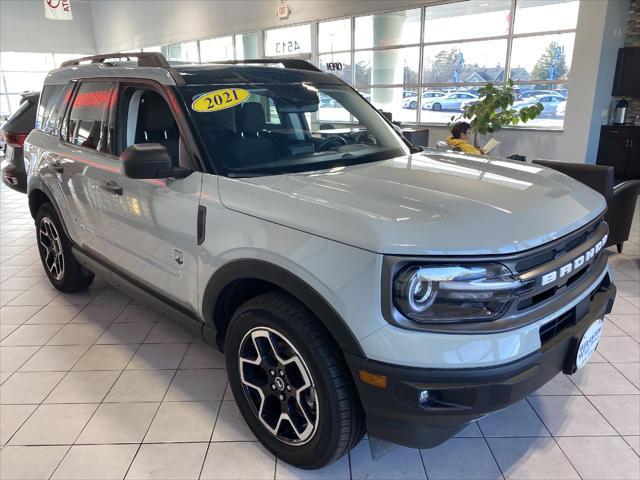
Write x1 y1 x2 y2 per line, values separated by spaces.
315 0 579 129
264 24 312 57
200 36 234 62
0 52 83 116
162 41 200 63
235 32 260 59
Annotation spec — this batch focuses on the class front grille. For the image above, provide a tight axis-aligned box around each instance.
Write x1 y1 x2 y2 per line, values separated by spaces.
539 275 609 345
510 217 607 314
539 310 574 345
514 216 602 272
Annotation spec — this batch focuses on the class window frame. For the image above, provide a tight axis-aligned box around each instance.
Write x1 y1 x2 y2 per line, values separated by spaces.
314 1 578 129
63 79 114 154
106 78 208 174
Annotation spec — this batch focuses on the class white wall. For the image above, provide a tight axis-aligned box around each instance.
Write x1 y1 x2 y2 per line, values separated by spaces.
89 0 432 52
0 0 96 54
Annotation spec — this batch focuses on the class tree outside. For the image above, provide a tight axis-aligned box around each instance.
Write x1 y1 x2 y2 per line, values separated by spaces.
531 41 568 81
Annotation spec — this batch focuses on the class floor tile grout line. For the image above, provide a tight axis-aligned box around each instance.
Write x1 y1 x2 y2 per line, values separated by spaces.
417 448 430 480
620 436 640 459
524 396 582 479
607 362 640 393
580 391 634 440
480 435 507 480
122 322 191 480
0 301 93 447
197 353 226 480
45 298 143 480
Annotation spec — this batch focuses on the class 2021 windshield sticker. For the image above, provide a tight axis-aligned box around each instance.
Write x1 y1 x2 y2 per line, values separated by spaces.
192 88 250 112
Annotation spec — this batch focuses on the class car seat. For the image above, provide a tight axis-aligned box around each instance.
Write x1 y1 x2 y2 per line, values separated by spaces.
135 92 179 164
224 102 283 169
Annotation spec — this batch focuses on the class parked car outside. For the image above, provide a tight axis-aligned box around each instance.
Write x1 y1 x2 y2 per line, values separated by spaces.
403 91 446 110
514 95 565 117
518 89 566 101
423 92 479 111
1 91 39 192
25 53 615 469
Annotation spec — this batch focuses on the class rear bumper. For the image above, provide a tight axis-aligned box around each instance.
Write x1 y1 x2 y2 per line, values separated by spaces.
345 275 616 449
1 159 27 193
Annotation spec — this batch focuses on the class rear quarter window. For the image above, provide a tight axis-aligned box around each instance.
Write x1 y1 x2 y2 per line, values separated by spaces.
39 83 74 135
36 85 63 131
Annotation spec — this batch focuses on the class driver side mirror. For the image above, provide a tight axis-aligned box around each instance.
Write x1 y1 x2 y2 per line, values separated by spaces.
120 143 190 179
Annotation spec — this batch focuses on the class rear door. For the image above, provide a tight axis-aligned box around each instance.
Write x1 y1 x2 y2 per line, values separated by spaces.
53 80 116 253
96 81 203 312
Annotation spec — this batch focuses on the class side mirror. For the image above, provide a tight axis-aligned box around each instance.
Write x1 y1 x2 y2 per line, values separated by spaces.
120 143 190 179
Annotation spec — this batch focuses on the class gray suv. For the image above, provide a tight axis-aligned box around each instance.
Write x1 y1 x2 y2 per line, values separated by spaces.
24 53 616 469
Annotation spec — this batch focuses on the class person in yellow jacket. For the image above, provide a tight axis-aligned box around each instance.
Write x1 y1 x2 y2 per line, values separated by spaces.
446 121 484 155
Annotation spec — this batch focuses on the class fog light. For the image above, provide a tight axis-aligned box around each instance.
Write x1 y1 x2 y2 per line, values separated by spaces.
418 390 430 405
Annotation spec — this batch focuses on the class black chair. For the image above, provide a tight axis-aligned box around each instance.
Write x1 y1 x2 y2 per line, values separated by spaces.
533 160 640 253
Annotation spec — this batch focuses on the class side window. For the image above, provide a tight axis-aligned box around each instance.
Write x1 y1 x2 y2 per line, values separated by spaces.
67 82 111 150
117 86 181 166
42 83 73 135
36 85 63 131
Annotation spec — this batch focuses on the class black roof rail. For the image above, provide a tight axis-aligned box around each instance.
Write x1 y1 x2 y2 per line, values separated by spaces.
212 58 322 73
60 52 170 68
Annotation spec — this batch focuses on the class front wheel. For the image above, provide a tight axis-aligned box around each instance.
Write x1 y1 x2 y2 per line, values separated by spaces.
432 102 442 111
35 203 94 293
225 291 364 469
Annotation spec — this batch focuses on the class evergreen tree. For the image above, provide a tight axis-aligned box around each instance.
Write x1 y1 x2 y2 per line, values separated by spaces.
531 41 568 80
429 48 465 83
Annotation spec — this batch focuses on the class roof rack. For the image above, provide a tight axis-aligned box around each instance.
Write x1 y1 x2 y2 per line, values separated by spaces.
60 52 170 68
212 58 322 73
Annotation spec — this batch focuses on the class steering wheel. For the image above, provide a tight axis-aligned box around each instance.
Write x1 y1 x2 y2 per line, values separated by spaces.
317 135 348 152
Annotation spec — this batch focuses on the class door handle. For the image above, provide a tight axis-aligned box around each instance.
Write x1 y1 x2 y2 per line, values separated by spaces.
47 156 63 174
100 180 123 196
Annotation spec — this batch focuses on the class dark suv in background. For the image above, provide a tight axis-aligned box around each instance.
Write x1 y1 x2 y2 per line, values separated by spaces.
1 91 39 193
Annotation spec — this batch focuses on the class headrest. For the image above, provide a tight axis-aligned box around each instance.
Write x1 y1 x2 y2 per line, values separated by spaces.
237 102 265 133
139 92 175 132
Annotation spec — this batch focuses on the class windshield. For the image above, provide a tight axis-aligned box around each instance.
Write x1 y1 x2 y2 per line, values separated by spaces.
179 83 410 177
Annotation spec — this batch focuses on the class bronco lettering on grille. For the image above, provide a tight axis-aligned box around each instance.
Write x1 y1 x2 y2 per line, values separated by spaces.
540 234 608 287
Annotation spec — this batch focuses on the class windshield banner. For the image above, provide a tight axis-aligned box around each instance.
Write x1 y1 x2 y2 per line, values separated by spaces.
44 0 73 21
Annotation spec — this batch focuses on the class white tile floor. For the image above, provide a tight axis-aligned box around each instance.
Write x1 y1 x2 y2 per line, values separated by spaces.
0 183 638 480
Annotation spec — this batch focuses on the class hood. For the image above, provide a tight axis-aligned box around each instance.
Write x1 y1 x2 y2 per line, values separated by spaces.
218 151 606 255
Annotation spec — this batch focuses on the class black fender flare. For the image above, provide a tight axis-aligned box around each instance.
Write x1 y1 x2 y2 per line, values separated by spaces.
27 177 72 237
202 259 365 357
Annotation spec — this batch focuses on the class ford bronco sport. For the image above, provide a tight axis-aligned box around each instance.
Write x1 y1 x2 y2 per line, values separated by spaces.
24 53 616 469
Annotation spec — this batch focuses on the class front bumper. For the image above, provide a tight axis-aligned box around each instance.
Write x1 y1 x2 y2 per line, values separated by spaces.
345 275 616 449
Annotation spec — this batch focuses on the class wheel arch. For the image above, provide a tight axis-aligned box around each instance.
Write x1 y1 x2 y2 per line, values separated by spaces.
202 259 365 357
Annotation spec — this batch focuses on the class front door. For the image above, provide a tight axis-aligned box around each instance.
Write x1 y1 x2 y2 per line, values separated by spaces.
96 83 202 312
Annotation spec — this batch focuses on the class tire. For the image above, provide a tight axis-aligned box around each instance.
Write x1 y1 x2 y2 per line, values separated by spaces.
409 100 417 109
35 203 94 293
225 291 365 469
432 102 442 111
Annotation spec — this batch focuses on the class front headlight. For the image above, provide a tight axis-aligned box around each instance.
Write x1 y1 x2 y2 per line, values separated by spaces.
393 264 532 323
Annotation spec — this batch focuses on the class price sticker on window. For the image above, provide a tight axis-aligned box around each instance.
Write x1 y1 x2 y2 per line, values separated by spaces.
192 88 250 112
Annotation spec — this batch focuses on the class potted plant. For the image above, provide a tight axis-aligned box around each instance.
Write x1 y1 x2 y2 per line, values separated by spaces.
451 80 545 148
